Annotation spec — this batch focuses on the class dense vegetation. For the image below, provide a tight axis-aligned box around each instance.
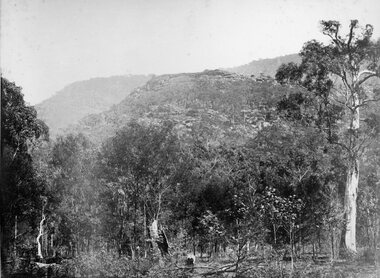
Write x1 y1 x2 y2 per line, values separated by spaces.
1 20 380 278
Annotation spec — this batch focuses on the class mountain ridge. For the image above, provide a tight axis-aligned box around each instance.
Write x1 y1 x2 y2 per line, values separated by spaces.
35 74 153 137
35 54 302 138
226 53 301 76
70 69 294 144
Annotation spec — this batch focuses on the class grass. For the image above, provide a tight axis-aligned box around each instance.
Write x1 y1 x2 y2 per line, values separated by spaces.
7 248 380 277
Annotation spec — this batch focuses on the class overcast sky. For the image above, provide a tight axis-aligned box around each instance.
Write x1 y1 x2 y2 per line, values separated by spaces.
1 0 380 105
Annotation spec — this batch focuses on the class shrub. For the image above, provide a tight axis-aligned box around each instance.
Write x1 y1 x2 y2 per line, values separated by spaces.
65 249 135 277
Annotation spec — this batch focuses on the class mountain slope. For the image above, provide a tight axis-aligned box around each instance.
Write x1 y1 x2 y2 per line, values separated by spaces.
35 75 152 136
72 70 296 144
226 54 301 77
36 54 301 138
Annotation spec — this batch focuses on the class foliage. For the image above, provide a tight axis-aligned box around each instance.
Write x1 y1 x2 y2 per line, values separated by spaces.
1 77 49 268
97 120 184 256
275 19 380 253
46 133 100 257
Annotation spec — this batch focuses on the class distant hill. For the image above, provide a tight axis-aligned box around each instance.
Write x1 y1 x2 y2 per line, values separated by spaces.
35 75 152 137
72 70 296 144
35 55 302 138
227 54 301 77
227 53 380 88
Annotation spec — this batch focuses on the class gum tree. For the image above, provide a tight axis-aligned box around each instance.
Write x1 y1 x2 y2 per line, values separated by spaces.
276 20 380 253
1 77 48 266
98 120 181 259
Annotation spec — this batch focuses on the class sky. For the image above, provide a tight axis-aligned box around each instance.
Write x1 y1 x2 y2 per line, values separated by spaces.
1 0 380 105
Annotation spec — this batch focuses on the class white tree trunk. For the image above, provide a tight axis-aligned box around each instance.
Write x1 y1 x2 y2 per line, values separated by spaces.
344 103 360 253
37 213 46 259
344 160 358 253
37 202 46 259
150 219 164 265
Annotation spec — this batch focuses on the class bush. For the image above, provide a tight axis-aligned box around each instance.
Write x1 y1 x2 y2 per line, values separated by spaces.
64 249 195 278
65 249 138 277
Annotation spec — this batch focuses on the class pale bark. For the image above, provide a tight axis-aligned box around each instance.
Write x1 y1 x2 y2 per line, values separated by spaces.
37 213 46 259
343 99 360 253
322 21 380 255
150 219 164 265
344 159 358 252
14 215 18 256
37 201 47 259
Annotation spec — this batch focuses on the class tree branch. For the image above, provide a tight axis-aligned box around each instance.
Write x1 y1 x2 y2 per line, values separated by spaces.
332 140 350 153
347 20 358 58
298 169 310 182
357 72 379 86
361 98 380 106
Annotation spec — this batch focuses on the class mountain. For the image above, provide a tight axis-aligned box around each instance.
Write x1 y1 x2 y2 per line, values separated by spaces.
35 54 302 138
35 75 152 137
228 54 380 88
71 70 296 144
226 54 301 77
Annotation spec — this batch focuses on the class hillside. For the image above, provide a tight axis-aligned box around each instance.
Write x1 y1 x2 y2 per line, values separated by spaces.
35 75 152 136
72 70 296 144
35 54 302 138
227 54 301 76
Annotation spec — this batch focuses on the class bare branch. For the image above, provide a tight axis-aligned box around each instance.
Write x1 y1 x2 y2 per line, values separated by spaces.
358 70 377 78
347 20 357 51
297 169 310 183
361 98 380 106
357 72 379 86
332 140 351 153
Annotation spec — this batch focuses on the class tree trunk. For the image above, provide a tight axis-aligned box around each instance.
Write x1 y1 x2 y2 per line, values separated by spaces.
343 99 360 253
44 233 48 257
330 228 334 261
290 226 294 273
150 219 163 266
344 154 359 253
375 218 379 267
144 203 147 258
51 234 55 257
130 245 135 260
14 215 18 258
37 210 46 259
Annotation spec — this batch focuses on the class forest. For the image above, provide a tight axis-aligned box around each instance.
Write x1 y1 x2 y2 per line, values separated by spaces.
1 20 380 278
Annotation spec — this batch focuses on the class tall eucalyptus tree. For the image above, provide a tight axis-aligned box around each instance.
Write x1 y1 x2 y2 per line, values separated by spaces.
276 20 380 253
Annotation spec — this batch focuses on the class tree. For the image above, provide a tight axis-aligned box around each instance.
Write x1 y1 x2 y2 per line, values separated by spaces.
98 120 181 259
357 133 380 256
251 120 336 254
48 133 98 258
276 20 380 253
1 77 48 269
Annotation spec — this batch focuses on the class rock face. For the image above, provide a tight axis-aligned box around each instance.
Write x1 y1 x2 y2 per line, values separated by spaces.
35 75 152 137
72 69 295 145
